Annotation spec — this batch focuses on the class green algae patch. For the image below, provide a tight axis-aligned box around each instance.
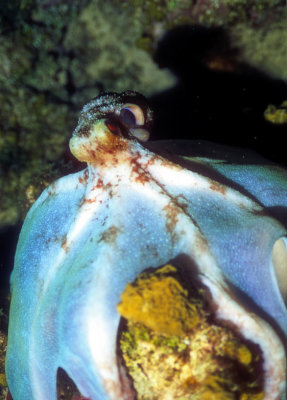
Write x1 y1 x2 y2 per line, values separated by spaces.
264 100 287 125
118 265 264 400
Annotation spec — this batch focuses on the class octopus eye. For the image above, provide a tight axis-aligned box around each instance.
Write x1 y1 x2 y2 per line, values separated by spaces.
120 104 145 127
119 103 150 141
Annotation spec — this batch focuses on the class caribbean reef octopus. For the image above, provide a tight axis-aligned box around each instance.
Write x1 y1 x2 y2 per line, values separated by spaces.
5 91 287 399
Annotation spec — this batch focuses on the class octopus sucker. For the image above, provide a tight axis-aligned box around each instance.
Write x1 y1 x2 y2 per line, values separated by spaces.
5 91 287 400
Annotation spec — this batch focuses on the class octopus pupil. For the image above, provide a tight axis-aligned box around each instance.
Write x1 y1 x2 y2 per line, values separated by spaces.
120 108 137 127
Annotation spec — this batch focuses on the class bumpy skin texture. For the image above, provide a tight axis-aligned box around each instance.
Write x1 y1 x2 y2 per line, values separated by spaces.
5 91 287 400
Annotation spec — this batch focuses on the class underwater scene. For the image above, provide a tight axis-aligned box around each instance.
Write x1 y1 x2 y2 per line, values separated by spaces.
0 1 286 399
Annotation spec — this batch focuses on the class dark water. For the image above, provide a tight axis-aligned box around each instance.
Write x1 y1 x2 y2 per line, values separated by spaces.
149 25 287 165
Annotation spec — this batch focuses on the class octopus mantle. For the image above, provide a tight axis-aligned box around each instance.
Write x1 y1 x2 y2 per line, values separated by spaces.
5 92 287 400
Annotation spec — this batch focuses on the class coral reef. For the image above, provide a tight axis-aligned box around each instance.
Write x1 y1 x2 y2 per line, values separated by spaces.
231 18 287 80
118 0 286 79
63 1 173 99
117 265 206 336
118 265 264 400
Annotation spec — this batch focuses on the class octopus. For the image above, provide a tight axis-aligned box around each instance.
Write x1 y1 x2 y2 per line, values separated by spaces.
5 91 287 400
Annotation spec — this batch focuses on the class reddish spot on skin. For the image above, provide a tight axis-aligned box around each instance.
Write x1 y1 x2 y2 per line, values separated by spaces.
90 179 117 198
95 178 104 189
105 182 117 198
209 181 226 195
78 169 89 184
106 122 117 134
79 197 97 207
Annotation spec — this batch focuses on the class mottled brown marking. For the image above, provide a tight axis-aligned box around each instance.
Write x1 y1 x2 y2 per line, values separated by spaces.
142 154 158 169
44 237 52 246
106 183 114 198
79 125 90 137
209 181 226 195
98 226 122 244
78 169 89 184
61 234 69 253
88 131 130 166
48 234 69 252
163 203 179 232
90 177 105 193
79 196 97 207
175 194 189 213
194 232 209 254
145 244 159 259
162 203 180 246
130 154 151 184
96 178 104 188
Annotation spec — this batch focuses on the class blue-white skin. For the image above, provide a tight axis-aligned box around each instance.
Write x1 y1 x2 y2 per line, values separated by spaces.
5 91 287 400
